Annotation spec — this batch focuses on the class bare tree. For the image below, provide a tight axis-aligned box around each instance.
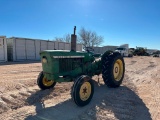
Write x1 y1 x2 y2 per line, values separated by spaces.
78 27 103 48
63 33 71 43
54 37 64 42
54 33 71 43
54 27 103 48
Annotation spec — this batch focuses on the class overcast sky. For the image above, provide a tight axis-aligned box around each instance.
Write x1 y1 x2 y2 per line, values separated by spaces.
0 0 159 49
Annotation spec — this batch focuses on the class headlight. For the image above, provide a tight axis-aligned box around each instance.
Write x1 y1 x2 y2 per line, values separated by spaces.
42 57 47 63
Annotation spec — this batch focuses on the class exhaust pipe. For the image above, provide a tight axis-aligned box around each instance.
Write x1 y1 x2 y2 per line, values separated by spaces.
71 26 77 51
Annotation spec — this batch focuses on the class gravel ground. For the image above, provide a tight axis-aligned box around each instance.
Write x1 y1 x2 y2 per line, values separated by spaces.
0 56 159 120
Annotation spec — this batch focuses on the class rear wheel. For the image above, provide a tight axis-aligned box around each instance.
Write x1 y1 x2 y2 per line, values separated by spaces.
37 71 56 90
102 52 125 87
71 75 94 107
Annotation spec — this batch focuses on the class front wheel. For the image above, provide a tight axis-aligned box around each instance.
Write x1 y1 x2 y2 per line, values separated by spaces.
71 75 94 107
37 71 56 90
102 52 125 87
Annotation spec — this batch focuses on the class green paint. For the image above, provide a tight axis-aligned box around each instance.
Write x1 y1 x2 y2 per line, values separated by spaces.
40 50 101 82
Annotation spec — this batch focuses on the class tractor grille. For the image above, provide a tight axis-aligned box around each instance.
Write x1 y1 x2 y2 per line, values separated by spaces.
59 58 83 73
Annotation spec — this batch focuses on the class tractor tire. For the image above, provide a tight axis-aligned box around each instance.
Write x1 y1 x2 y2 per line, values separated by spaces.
102 52 125 88
71 75 94 107
37 71 56 90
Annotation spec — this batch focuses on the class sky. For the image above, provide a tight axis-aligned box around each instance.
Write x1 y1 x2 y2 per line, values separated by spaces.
0 0 160 49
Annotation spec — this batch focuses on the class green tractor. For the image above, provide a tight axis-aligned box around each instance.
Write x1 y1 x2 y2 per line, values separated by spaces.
37 27 125 106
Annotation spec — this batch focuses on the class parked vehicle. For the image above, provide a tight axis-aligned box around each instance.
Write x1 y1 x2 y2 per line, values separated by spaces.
115 44 133 57
37 27 125 106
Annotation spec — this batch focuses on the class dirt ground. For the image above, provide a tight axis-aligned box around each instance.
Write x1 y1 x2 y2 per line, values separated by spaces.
0 56 160 120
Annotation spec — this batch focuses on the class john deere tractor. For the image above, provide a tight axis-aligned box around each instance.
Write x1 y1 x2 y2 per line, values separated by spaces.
37 27 125 106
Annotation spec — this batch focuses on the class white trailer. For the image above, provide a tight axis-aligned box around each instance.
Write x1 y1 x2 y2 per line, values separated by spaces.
0 36 7 62
115 44 132 57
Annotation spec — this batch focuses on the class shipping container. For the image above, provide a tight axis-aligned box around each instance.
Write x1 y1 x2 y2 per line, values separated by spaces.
0 36 7 62
54 41 59 50
7 37 82 61
77 44 83 51
7 37 55 61
48 41 55 50
65 43 70 50
35 40 41 60
58 42 65 50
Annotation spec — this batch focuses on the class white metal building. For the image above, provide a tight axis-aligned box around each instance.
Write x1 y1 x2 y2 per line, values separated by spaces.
93 45 118 54
7 37 82 61
0 36 7 62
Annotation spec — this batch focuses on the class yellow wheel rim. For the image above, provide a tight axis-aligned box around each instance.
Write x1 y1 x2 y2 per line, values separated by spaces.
113 59 124 81
42 77 54 86
79 82 91 101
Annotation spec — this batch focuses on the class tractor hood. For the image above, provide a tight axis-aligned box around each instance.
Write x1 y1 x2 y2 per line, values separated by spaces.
40 50 95 64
